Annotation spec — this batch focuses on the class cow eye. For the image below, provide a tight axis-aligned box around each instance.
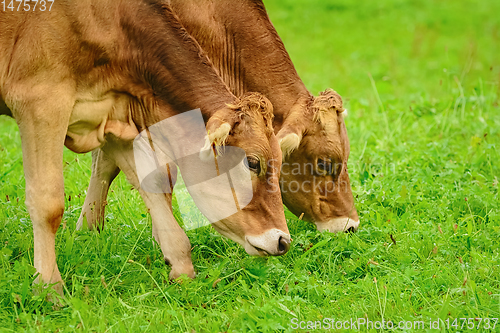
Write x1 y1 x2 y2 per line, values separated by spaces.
317 158 333 175
245 156 261 174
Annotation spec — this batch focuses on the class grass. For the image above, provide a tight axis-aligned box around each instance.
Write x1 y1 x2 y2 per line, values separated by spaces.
1 0 499 331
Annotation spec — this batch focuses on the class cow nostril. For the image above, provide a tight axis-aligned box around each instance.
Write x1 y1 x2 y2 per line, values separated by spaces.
277 236 290 255
346 227 356 233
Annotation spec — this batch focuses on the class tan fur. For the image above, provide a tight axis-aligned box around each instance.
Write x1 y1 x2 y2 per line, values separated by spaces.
338 109 348 121
208 122 231 146
312 89 345 124
279 133 301 160
206 92 274 156
227 92 274 137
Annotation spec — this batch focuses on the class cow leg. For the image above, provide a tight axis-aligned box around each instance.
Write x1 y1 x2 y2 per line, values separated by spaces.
76 149 120 231
101 138 195 279
146 180 195 279
12 93 72 295
146 167 196 279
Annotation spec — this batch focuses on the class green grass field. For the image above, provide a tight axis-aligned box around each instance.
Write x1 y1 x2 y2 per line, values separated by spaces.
1 0 499 331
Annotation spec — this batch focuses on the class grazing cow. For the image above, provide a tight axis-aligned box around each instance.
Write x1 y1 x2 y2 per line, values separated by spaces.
0 0 290 293
81 0 359 233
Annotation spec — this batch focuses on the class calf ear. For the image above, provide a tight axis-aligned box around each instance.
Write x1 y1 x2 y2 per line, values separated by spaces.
200 108 237 161
277 130 302 160
276 100 309 159
207 121 232 147
206 109 236 147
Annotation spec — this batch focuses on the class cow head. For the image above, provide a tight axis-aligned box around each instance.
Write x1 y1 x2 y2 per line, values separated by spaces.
276 89 359 232
203 92 291 256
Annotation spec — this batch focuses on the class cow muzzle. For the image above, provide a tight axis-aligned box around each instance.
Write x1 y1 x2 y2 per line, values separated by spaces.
245 229 291 256
315 217 360 233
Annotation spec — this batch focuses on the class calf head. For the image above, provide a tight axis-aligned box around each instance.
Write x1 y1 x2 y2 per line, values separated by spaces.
202 92 290 256
276 89 359 232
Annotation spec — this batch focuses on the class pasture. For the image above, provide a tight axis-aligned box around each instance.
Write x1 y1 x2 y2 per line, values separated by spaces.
1 0 499 331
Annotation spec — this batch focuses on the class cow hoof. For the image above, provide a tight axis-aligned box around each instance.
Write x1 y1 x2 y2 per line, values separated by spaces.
32 278 65 307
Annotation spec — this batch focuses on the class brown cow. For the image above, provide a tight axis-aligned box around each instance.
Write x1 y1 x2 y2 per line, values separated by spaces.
81 0 359 233
0 0 289 293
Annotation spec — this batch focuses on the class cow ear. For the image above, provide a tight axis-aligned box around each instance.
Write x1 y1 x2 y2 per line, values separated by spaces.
199 107 237 161
207 121 232 147
275 100 309 159
206 106 237 145
338 108 348 120
276 130 302 160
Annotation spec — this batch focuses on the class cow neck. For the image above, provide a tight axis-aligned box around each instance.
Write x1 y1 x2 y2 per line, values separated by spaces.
118 1 235 129
169 0 312 131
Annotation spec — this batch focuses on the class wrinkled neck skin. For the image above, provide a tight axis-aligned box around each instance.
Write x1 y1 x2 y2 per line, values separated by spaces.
168 0 312 131
122 2 239 125
63 0 235 142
